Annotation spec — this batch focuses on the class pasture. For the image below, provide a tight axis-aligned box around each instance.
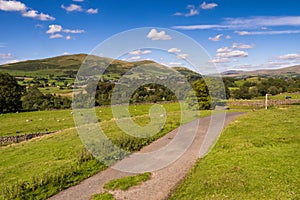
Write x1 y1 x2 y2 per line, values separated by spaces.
170 105 300 199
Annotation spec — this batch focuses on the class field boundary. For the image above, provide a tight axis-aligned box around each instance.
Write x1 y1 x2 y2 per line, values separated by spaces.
0 131 55 145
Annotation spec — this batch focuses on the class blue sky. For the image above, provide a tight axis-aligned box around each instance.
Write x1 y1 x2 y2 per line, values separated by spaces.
0 0 300 72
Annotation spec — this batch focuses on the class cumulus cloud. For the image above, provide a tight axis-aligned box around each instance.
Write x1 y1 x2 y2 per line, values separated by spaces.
128 49 152 55
225 35 231 39
49 34 63 39
0 0 54 21
217 50 248 58
22 9 55 21
177 54 189 59
127 56 141 61
0 0 26 11
200 1 218 9
61 4 83 12
278 53 300 60
73 0 84 2
86 8 98 14
173 4 199 17
211 45 249 64
168 48 182 53
210 58 231 63
46 25 63 34
209 34 223 41
61 3 98 14
147 29 172 40
46 24 84 39
232 42 255 49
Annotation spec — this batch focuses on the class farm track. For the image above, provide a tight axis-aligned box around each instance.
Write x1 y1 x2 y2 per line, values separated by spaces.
49 112 243 200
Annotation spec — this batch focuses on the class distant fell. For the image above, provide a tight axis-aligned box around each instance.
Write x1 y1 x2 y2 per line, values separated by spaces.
222 65 300 77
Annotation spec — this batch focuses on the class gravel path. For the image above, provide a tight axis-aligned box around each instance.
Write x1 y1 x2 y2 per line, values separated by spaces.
49 112 243 200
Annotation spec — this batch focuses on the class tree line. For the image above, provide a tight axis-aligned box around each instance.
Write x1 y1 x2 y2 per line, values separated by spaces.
0 72 71 113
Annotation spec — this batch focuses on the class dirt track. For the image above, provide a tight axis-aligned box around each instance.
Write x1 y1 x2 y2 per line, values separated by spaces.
49 112 243 200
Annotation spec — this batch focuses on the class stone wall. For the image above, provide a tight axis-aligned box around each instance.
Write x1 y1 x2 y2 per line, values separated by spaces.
0 131 54 146
227 99 300 108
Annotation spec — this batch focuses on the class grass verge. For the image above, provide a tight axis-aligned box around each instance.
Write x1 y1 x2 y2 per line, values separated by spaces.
103 172 151 191
170 105 300 200
92 192 115 200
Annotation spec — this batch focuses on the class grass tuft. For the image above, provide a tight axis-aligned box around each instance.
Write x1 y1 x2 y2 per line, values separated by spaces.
103 172 151 191
92 192 115 200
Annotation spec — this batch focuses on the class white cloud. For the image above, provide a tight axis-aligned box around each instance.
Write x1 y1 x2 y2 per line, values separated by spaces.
0 53 12 59
63 29 85 34
63 52 70 55
235 31 250 35
224 16 300 27
0 0 54 21
49 34 63 39
210 58 231 63
232 43 255 49
173 16 300 31
278 53 300 60
61 4 83 12
46 25 63 34
86 8 98 14
209 34 223 41
22 9 55 21
128 49 152 55
216 46 232 53
61 3 98 14
46 24 84 39
73 0 84 2
212 46 249 64
127 56 141 61
177 54 188 59
147 29 171 40
168 62 183 66
235 30 300 36
225 35 231 39
174 4 199 17
200 1 218 9
217 49 248 58
0 0 26 11
185 5 199 17
168 48 182 53
173 24 228 30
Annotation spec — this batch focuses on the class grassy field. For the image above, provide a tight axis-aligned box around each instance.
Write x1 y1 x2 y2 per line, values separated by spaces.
0 102 210 199
170 105 299 200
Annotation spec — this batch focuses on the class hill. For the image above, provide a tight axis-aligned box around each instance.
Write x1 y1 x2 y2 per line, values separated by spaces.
0 54 201 81
222 65 300 77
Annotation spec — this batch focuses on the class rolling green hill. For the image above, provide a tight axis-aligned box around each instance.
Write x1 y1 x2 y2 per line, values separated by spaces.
0 54 201 81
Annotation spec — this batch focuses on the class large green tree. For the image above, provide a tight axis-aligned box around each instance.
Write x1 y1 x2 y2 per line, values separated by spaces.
0 72 23 113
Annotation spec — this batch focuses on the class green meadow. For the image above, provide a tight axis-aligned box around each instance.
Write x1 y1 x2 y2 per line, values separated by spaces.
170 105 300 200
0 102 208 199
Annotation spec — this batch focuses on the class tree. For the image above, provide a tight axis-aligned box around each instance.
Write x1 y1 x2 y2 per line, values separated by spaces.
0 72 23 113
190 79 212 110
